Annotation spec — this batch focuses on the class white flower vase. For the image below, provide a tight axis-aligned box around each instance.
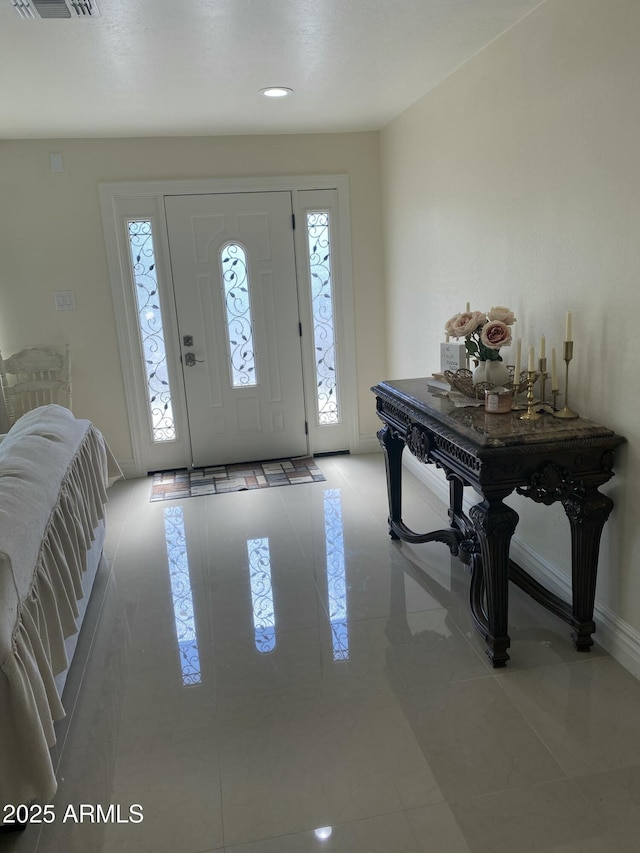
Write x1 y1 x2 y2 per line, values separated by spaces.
472 359 510 387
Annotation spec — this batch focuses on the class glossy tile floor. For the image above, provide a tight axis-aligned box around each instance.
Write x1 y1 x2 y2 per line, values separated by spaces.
4 453 640 852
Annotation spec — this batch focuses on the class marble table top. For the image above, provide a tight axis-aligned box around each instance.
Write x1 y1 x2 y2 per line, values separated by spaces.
373 378 622 450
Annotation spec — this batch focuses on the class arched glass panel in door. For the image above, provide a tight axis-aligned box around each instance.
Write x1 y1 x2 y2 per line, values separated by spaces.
220 242 258 388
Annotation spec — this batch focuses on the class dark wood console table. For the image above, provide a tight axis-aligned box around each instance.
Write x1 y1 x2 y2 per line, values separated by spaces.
372 378 625 667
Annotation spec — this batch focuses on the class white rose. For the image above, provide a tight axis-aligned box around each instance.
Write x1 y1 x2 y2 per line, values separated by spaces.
444 311 485 338
488 306 516 325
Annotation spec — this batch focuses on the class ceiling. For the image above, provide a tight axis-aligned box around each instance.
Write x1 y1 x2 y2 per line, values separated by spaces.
0 0 545 140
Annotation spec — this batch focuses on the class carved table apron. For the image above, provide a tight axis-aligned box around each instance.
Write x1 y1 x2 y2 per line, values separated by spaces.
372 378 625 667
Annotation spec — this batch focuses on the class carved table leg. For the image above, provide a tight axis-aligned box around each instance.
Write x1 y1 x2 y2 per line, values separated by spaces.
448 473 464 525
448 472 468 544
563 487 614 652
446 472 476 565
377 424 404 539
469 496 519 667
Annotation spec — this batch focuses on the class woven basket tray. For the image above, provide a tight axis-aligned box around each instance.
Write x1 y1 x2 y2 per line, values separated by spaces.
443 368 533 398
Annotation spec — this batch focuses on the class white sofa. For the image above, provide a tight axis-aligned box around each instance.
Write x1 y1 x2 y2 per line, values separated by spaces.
0 405 121 813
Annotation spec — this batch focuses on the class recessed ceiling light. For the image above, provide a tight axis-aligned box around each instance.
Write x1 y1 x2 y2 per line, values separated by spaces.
260 87 294 98
314 827 333 841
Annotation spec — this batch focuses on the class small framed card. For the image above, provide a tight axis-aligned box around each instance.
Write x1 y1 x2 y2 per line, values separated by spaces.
440 342 467 374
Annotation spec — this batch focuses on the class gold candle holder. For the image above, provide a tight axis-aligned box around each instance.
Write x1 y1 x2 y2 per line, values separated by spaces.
520 370 542 421
538 357 547 407
536 356 559 414
509 368 526 410
554 341 579 419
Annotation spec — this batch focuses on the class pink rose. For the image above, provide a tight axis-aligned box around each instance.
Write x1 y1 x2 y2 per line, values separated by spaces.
444 311 485 338
481 320 512 349
488 306 516 325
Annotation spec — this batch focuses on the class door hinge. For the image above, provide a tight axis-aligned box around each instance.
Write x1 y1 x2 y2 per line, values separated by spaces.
305 420 309 435
299 322 303 337
292 213 296 230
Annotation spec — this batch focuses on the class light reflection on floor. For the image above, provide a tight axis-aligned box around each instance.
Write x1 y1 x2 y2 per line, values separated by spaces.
248 536 277 654
163 504 201 686
323 488 349 661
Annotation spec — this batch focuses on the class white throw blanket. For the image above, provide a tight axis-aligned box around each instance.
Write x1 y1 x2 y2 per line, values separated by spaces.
0 405 121 807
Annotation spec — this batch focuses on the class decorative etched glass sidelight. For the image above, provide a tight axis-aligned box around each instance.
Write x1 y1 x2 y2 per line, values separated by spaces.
127 220 176 442
248 537 276 653
220 243 257 388
163 505 201 686
307 212 339 425
324 488 349 661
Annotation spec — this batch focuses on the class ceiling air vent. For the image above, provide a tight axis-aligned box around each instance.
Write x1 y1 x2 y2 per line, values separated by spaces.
12 0 99 18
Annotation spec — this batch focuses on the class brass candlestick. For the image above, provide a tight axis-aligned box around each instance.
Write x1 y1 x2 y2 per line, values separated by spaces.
511 369 537 410
536 357 558 414
538 357 547 407
520 370 542 420
554 341 579 419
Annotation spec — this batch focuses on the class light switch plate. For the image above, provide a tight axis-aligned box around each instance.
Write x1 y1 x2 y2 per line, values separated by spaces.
50 153 63 173
54 290 76 310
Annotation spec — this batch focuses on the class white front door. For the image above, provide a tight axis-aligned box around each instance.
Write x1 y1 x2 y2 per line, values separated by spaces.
165 191 308 467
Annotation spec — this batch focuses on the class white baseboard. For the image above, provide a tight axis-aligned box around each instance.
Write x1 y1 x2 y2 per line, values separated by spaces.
354 433 382 455
402 453 640 680
115 457 137 480
510 536 640 681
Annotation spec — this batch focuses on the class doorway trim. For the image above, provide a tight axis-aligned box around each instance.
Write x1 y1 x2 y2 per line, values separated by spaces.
99 175 358 478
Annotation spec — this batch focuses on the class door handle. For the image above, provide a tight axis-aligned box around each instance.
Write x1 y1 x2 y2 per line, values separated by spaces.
184 352 204 367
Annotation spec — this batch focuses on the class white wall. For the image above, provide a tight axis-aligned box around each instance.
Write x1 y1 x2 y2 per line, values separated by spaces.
0 132 386 459
380 0 640 662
